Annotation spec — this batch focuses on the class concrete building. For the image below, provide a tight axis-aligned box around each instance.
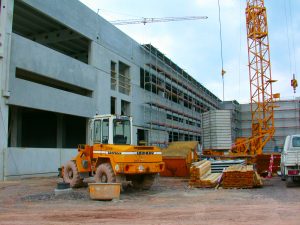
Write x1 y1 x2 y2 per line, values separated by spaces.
222 99 300 153
0 0 220 180
240 99 300 152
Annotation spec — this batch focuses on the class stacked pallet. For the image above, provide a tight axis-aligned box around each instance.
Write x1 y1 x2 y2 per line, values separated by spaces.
189 160 222 188
222 165 261 188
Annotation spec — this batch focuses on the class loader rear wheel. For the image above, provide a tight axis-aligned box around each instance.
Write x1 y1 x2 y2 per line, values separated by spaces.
95 163 116 183
131 174 155 190
63 161 83 188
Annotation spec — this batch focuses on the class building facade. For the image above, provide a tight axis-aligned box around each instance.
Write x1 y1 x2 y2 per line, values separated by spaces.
0 0 220 180
240 99 300 152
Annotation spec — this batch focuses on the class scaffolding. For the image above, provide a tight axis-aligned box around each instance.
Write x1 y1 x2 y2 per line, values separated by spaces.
141 44 221 146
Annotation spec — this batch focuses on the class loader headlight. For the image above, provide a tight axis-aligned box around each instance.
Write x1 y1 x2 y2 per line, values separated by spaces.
138 165 144 172
115 164 120 172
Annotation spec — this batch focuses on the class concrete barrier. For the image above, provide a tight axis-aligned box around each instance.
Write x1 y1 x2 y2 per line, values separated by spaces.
4 147 77 179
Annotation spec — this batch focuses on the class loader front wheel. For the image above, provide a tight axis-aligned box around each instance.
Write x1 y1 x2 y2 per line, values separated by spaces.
95 163 116 183
63 161 83 188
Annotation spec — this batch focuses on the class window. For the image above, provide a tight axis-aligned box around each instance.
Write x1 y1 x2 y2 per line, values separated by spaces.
292 137 300 147
111 61 117 90
111 97 116 114
94 120 101 143
113 119 131 145
119 61 130 95
102 119 109 144
121 100 130 116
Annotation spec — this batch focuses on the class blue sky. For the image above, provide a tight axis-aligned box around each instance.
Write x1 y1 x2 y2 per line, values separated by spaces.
80 0 300 103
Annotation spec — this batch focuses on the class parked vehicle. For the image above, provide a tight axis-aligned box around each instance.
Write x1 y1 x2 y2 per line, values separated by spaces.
60 114 164 189
280 134 300 187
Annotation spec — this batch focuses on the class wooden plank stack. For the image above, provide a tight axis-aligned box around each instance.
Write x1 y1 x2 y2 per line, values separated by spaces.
222 165 260 189
189 160 222 188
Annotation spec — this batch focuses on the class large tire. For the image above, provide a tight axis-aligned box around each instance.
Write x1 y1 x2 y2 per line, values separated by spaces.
63 161 83 188
131 174 155 190
95 163 116 183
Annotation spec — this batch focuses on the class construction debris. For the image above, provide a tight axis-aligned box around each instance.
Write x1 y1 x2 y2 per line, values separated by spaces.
161 141 199 177
222 165 263 189
189 160 222 188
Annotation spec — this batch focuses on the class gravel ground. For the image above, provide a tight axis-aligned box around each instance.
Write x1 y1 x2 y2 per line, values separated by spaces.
0 176 300 225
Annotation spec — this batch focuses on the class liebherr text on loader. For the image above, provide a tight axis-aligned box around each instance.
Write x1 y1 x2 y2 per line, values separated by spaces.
59 114 165 190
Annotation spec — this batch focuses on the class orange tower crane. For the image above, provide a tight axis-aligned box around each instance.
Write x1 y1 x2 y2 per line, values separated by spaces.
231 0 279 156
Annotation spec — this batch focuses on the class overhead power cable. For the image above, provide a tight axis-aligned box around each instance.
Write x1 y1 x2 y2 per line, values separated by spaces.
217 0 225 101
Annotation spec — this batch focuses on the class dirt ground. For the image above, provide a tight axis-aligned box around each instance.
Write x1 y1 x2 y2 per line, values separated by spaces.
0 176 300 225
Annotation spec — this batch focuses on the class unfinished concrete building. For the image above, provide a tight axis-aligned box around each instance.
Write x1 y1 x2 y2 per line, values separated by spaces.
240 99 300 152
221 99 300 153
0 0 220 180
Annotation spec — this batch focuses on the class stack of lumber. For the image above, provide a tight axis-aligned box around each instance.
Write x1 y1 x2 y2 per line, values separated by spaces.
253 171 263 187
222 165 262 188
189 160 222 188
256 153 281 175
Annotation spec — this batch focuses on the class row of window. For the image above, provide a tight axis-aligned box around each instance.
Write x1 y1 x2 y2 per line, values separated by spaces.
111 61 131 95
110 97 131 116
166 114 201 127
168 131 201 143
140 69 211 113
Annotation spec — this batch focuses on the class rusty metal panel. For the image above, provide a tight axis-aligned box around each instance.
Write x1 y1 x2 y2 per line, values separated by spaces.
89 183 121 200
160 157 190 177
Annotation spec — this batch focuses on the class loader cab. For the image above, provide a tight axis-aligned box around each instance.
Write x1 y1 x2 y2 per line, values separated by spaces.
88 114 133 145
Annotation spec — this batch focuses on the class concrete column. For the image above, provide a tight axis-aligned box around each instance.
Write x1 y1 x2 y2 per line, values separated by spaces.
117 98 122 115
0 0 14 180
10 106 22 147
56 114 64 148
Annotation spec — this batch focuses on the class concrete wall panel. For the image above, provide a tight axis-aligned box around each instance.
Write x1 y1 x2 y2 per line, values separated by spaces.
22 0 140 61
5 148 77 178
11 34 96 91
8 79 95 117
60 149 78 165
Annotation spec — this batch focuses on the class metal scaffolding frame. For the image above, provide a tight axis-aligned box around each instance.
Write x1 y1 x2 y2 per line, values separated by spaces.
141 44 220 146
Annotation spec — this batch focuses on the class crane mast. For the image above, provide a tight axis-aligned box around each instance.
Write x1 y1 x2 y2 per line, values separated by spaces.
246 0 276 155
231 0 278 156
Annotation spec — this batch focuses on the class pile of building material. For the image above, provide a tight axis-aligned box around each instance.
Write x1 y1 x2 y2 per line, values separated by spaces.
222 165 262 188
161 141 199 177
256 153 281 175
209 159 246 173
202 110 232 153
189 160 222 188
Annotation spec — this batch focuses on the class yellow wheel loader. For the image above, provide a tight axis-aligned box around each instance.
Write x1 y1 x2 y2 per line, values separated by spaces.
60 114 164 189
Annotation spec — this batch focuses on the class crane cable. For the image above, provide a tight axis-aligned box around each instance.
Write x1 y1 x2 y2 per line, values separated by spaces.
217 0 225 101
238 0 243 102
284 0 298 93
288 0 297 77
284 1 292 76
